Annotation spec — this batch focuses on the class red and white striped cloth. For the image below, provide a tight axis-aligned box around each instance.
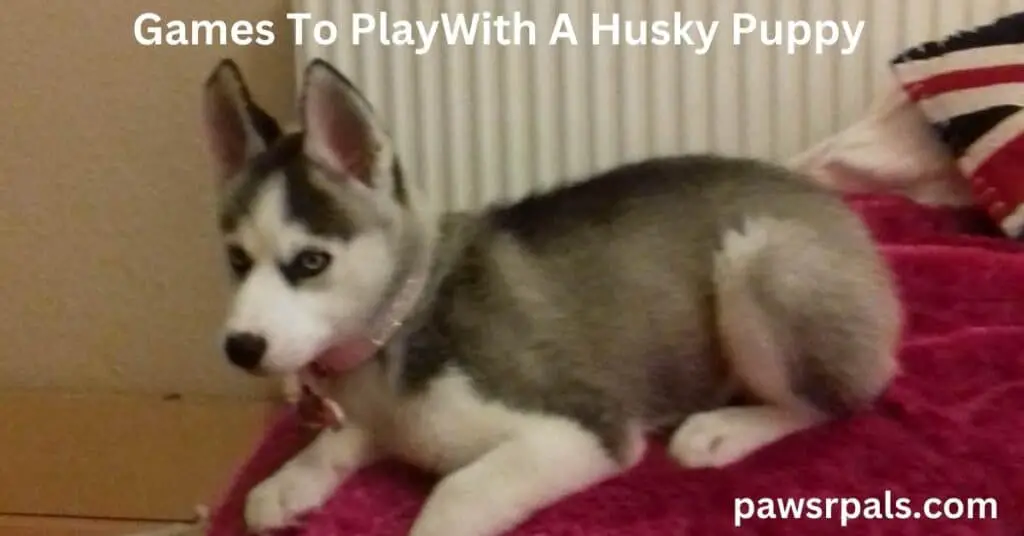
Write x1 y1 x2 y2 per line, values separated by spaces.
891 11 1024 239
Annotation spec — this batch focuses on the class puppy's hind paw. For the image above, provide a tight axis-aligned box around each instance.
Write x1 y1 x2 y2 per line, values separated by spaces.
668 406 817 469
244 464 338 532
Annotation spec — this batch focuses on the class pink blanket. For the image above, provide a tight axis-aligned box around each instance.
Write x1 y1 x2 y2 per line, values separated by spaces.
207 194 1024 536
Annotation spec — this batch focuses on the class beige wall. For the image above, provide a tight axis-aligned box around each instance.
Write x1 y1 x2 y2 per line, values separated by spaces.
0 1 296 397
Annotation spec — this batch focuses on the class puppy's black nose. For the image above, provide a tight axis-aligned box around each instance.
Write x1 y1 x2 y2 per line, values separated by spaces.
224 332 266 370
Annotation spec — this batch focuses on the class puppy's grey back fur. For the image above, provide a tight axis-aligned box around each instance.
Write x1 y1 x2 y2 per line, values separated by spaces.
392 155 899 458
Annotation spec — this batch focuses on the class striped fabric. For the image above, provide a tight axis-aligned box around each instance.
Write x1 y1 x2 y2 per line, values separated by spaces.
891 12 1024 238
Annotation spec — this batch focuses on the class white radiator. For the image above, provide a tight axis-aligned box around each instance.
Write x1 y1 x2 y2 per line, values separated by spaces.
293 0 1022 211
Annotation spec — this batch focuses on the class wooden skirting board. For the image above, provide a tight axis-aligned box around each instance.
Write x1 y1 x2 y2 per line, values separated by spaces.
0 390 276 523
0 515 171 536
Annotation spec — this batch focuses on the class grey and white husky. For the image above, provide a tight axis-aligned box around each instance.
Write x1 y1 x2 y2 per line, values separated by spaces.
202 58 902 535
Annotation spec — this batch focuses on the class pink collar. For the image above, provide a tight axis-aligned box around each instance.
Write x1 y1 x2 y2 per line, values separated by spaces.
296 242 432 430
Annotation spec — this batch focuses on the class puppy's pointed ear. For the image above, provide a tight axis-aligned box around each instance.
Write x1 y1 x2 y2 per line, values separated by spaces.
300 59 391 188
202 59 282 179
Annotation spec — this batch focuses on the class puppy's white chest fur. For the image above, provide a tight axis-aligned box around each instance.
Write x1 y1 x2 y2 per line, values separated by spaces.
335 364 542 474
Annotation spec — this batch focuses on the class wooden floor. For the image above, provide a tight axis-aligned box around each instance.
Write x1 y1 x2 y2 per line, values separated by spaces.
0 390 276 534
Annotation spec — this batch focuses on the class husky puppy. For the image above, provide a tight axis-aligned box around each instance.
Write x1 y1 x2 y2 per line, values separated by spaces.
201 58 901 536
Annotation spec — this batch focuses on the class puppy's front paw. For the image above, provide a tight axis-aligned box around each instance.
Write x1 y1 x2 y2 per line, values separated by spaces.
245 463 339 531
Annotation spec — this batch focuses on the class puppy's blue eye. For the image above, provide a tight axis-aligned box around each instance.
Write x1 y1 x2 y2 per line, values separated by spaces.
226 245 253 278
290 248 332 279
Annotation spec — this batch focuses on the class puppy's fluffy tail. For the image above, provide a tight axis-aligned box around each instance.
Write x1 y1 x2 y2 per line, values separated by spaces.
713 216 902 415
